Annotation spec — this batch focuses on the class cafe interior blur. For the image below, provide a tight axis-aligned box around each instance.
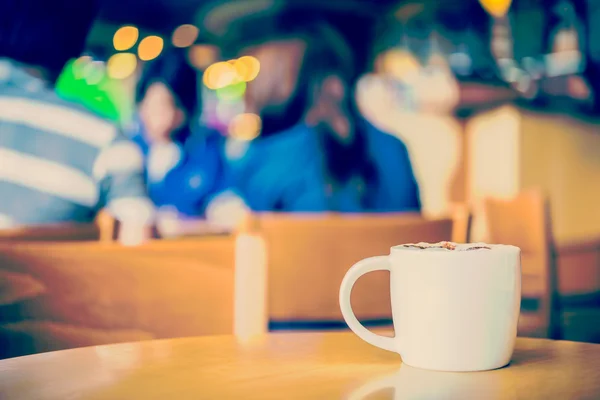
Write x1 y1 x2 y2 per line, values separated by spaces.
1 0 600 360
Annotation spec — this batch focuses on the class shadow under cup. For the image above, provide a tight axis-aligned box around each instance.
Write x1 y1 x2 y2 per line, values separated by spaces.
339 244 521 372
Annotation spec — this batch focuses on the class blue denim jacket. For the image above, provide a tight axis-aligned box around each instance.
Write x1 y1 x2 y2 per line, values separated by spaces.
128 118 231 217
227 121 421 213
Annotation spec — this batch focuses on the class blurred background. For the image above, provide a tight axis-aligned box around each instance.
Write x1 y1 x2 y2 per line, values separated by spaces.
2 0 600 359
56 0 600 236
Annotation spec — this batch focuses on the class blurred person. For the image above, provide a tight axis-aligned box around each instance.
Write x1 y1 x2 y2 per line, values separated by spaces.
226 15 421 212
0 0 154 244
355 43 462 218
356 71 462 218
130 49 244 226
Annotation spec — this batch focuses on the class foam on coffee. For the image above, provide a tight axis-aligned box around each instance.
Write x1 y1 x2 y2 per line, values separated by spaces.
399 241 492 251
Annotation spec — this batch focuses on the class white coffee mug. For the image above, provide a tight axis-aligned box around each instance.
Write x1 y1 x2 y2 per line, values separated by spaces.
339 243 521 372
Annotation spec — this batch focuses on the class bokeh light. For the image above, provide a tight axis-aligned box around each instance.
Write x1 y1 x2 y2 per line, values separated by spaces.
216 82 247 102
216 100 245 124
83 61 105 85
57 57 134 123
479 0 513 18
203 56 261 90
228 59 246 80
138 36 164 61
203 62 238 90
234 56 260 82
72 56 92 80
107 53 138 80
113 26 139 51
172 24 199 48
228 113 262 141
189 45 219 69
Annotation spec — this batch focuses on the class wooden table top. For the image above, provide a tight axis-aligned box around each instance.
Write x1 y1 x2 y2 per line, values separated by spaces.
1 332 599 400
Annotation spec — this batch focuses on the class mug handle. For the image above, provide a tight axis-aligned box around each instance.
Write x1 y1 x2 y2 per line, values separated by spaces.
339 256 396 352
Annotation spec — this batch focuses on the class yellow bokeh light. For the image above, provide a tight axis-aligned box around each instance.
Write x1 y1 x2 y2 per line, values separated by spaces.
479 0 513 18
228 113 262 141
107 53 138 80
235 56 260 82
138 36 164 61
189 45 218 69
172 24 199 48
203 56 260 89
113 26 139 51
228 58 246 79
203 61 238 90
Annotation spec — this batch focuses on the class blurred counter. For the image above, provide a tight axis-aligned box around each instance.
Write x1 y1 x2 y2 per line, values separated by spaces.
466 106 600 244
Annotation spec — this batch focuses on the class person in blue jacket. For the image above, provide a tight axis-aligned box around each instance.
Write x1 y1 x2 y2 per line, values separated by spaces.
225 16 421 213
129 49 233 218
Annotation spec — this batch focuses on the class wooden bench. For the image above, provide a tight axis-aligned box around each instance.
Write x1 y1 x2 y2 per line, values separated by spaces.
0 224 100 242
0 212 455 357
0 235 267 358
246 213 454 329
0 210 118 243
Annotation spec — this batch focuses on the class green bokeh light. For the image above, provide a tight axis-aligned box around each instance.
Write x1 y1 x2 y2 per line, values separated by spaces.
215 81 247 102
55 58 134 124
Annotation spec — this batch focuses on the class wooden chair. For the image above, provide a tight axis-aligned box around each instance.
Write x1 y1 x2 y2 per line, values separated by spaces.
0 224 100 242
451 203 472 243
484 189 561 339
0 210 116 243
552 234 600 343
95 209 118 242
246 213 453 329
0 235 267 359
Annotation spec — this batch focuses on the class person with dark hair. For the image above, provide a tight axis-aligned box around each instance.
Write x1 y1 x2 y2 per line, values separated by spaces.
226 16 421 212
0 0 154 244
129 49 237 221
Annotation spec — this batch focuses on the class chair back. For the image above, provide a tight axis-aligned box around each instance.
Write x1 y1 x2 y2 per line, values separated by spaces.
249 213 453 324
451 203 472 243
0 236 266 358
0 209 117 243
0 224 100 242
484 189 560 338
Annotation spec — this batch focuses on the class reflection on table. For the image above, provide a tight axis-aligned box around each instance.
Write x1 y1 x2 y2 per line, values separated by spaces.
1 332 599 399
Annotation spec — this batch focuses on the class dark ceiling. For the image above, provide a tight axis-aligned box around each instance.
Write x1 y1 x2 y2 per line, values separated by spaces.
98 0 404 33
96 0 592 51
97 0 574 35
99 0 202 33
